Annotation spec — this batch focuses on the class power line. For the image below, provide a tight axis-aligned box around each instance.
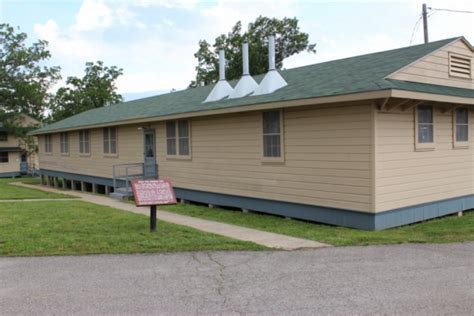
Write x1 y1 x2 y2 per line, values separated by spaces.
409 15 422 45
428 7 474 14
409 5 472 45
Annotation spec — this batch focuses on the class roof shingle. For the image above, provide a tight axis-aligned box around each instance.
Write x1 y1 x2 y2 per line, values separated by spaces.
33 37 473 134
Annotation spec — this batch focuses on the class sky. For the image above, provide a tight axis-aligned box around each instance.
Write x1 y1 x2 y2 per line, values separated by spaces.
1 0 473 101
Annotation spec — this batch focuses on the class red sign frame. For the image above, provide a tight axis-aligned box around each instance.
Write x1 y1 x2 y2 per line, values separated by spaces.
131 179 177 206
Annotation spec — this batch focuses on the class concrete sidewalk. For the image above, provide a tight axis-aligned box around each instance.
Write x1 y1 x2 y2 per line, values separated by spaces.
0 198 78 202
11 183 330 250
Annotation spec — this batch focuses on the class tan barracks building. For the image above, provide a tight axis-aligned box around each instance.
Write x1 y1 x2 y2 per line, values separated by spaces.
31 37 474 230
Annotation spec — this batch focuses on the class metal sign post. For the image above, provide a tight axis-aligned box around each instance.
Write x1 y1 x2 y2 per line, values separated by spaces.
150 205 157 232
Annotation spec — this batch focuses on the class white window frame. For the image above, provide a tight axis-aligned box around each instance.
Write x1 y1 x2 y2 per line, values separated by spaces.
261 110 285 163
79 130 91 156
453 107 469 149
415 105 435 151
166 120 191 159
60 132 69 155
103 127 118 156
44 134 53 154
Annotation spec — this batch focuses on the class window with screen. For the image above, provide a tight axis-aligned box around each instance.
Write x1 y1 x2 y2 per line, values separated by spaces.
455 108 469 145
262 111 282 158
417 106 434 143
103 127 117 154
166 120 190 157
60 132 69 154
79 130 90 154
45 134 52 153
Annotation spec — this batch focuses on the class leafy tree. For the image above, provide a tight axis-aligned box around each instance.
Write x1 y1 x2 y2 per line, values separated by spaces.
0 23 60 155
0 23 60 120
48 61 123 122
0 114 40 157
190 16 316 87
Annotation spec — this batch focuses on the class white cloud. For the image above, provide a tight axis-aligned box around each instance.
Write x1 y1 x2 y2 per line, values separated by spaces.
133 0 199 10
34 19 103 63
200 0 298 36
31 0 474 96
74 0 114 31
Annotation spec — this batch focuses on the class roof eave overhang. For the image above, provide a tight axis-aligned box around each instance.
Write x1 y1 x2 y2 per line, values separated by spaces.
30 90 391 135
30 88 473 135
0 147 23 153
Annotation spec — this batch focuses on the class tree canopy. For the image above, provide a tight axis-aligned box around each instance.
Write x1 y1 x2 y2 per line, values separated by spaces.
190 16 316 87
48 61 123 122
0 23 61 120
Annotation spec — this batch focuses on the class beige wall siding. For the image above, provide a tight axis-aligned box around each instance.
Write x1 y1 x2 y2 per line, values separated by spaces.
375 106 473 212
39 126 144 178
0 133 20 148
38 103 374 212
0 152 21 173
388 39 474 89
155 104 373 212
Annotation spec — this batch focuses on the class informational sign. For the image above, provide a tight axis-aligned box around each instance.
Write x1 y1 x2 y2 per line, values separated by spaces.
131 179 177 207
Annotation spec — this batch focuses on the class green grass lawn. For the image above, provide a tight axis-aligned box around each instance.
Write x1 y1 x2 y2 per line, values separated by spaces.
0 200 265 256
0 178 73 200
160 203 474 246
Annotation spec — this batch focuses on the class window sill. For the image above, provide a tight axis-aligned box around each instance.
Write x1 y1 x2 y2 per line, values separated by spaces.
261 156 285 164
103 154 119 158
415 146 435 152
453 142 469 149
79 153 91 157
44 152 53 156
60 153 70 157
166 155 192 161
415 142 436 152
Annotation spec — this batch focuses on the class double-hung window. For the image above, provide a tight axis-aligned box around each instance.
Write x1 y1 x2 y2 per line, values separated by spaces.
262 110 284 160
45 134 52 153
103 127 117 155
79 130 91 154
416 105 434 150
166 120 190 157
454 108 469 147
60 132 69 154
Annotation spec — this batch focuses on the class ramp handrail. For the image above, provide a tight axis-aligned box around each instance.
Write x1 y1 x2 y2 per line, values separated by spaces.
112 163 144 194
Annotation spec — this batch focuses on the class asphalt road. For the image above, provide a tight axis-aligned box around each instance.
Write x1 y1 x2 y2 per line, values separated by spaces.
1 243 473 315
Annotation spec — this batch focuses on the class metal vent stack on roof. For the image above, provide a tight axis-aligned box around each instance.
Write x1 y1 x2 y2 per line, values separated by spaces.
203 50 234 103
229 42 258 98
253 35 288 96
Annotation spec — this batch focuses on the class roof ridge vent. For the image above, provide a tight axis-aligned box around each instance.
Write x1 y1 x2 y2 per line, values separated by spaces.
253 35 287 96
203 49 234 103
229 42 258 98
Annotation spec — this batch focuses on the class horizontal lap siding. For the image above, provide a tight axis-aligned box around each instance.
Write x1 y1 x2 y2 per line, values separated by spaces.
156 104 373 212
39 126 143 178
389 40 474 89
375 108 474 212
0 152 20 173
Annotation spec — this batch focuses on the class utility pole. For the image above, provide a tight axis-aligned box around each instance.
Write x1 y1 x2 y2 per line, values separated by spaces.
422 3 429 43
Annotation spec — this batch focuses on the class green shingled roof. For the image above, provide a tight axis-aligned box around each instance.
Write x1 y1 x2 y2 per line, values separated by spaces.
33 37 473 135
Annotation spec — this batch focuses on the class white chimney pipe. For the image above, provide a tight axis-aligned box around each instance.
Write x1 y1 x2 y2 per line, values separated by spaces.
203 49 234 102
268 35 276 70
219 49 226 80
252 35 288 96
242 42 250 75
229 42 258 99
